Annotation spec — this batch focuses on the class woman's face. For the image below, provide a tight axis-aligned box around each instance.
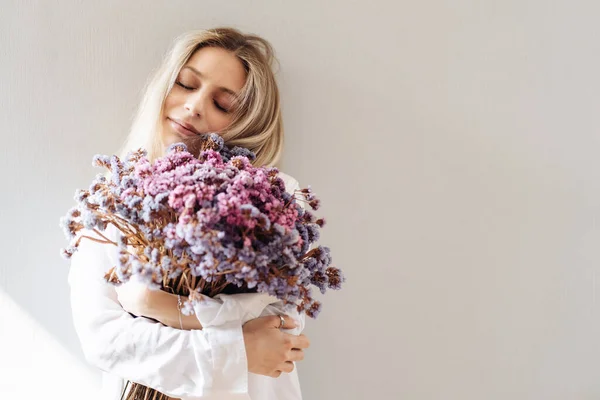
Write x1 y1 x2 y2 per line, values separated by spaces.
161 46 247 147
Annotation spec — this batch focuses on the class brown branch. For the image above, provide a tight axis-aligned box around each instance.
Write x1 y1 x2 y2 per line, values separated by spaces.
92 229 118 246
75 235 114 247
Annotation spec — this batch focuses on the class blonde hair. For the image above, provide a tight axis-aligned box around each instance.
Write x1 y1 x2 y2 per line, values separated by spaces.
119 27 284 168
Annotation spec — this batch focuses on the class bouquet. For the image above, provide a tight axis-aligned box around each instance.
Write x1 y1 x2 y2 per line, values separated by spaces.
60 134 344 400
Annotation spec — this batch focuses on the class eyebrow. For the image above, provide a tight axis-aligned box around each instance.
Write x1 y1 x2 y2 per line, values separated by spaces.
182 66 240 97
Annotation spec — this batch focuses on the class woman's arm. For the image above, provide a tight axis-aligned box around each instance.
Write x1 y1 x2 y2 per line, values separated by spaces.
112 279 203 330
148 289 204 330
68 232 248 399
69 229 309 394
115 281 310 379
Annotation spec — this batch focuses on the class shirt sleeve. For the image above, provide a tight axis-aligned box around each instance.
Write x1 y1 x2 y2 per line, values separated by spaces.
283 175 306 211
67 232 251 400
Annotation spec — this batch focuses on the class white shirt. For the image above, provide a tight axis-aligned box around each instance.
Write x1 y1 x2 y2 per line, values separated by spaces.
67 172 305 400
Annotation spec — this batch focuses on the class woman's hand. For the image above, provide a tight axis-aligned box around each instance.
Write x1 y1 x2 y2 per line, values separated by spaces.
243 315 310 377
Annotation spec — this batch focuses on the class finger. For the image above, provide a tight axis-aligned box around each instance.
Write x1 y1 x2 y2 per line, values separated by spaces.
269 314 298 329
290 333 310 349
280 361 295 373
270 370 282 378
287 349 304 362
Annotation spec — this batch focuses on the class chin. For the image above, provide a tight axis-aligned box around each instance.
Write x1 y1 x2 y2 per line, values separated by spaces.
161 122 182 145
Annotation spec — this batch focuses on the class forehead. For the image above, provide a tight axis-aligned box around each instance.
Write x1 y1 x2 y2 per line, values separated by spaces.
182 47 247 94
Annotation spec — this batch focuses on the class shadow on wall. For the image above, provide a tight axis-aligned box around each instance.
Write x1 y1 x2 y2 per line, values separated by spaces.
0 287 102 399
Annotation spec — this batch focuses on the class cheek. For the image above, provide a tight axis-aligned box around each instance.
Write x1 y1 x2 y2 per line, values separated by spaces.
210 114 235 132
162 92 177 115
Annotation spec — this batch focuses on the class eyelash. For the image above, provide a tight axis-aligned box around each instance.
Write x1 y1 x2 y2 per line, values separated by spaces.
175 81 230 113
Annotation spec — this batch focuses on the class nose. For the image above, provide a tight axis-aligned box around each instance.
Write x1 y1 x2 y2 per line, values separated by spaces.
184 90 207 117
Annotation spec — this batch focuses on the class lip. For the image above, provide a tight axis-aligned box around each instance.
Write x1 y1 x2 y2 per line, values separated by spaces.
168 118 200 137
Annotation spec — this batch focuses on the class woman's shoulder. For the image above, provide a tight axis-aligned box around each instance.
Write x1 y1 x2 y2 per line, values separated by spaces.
276 170 300 194
276 170 300 186
276 170 296 182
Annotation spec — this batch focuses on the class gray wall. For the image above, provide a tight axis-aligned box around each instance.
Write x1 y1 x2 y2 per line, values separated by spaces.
1 1 600 399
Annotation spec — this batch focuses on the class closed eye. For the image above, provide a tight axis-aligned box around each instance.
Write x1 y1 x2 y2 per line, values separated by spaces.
175 81 193 90
214 101 229 113
176 81 230 113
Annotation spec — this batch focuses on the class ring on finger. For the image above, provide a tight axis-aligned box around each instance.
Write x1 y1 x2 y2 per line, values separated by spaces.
278 314 285 329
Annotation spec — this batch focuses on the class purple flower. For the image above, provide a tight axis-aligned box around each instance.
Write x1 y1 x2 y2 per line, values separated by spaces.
306 301 322 318
60 246 77 259
167 142 189 153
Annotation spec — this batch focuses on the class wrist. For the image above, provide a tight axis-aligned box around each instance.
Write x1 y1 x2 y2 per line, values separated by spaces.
145 290 203 330
146 289 178 325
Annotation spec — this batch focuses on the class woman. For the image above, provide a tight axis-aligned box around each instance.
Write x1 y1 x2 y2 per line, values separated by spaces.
68 27 310 400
